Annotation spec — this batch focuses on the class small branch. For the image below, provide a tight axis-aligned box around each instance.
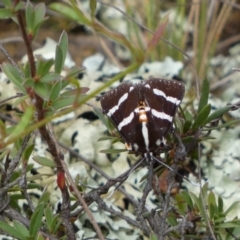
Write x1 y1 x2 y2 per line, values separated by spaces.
0 43 23 77
20 160 35 213
61 186 75 240
135 162 153 237
92 191 141 229
0 93 25 106
16 5 75 239
16 8 36 77
0 113 18 124
5 134 31 184
0 175 24 197
58 141 109 179
61 160 105 240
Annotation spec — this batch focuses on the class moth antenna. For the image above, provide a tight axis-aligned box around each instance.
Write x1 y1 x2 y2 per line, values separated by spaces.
114 157 146 191
151 156 200 187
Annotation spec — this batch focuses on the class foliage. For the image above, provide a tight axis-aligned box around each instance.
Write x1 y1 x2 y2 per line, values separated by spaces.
0 1 239 240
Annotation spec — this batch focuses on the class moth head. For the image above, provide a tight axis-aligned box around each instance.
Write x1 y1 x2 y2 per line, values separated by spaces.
136 100 149 123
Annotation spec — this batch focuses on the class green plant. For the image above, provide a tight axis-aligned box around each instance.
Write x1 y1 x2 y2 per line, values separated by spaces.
0 1 239 240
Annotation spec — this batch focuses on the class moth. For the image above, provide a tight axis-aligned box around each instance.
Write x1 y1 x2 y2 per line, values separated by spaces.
100 78 185 158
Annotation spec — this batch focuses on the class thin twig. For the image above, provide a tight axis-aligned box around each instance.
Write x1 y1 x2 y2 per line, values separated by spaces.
16 5 76 239
20 158 35 213
92 191 142 229
5 134 31 184
60 160 105 240
0 113 18 124
0 43 24 78
0 93 25 106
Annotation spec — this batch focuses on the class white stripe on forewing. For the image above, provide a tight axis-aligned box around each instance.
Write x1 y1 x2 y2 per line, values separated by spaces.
142 122 149 151
107 92 128 116
151 109 173 122
118 112 134 130
153 88 181 105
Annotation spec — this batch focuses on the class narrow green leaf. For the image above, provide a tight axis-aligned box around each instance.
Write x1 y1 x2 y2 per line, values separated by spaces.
49 80 62 101
208 191 216 204
189 192 201 210
218 196 224 214
40 73 61 83
58 31 68 70
0 119 7 140
34 3 46 27
175 194 186 215
54 45 63 74
45 205 53 230
192 104 211 131
36 58 45 76
24 78 35 88
2 0 12 7
8 106 33 139
201 182 209 200
182 136 195 143
39 59 54 77
183 110 193 133
214 217 226 223
0 221 25 239
65 66 84 78
149 233 158 240
0 150 9 161
190 191 208 223
215 222 240 228
38 190 50 204
90 0 97 18
32 156 55 168
60 88 88 98
100 148 127 154
25 0 34 33
29 202 44 237
98 136 119 141
24 61 31 78
0 9 14 18
51 95 83 110
112 137 122 144
15 2 25 11
34 82 51 100
22 144 34 161
61 78 71 89
198 78 209 113
36 232 45 240
205 105 231 124
1 63 26 93
181 191 194 209
224 201 239 215
202 119 240 131
93 105 109 131
51 214 61 233
49 3 91 25
208 191 216 220
36 58 54 77
167 215 178 226
13 220 29 237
